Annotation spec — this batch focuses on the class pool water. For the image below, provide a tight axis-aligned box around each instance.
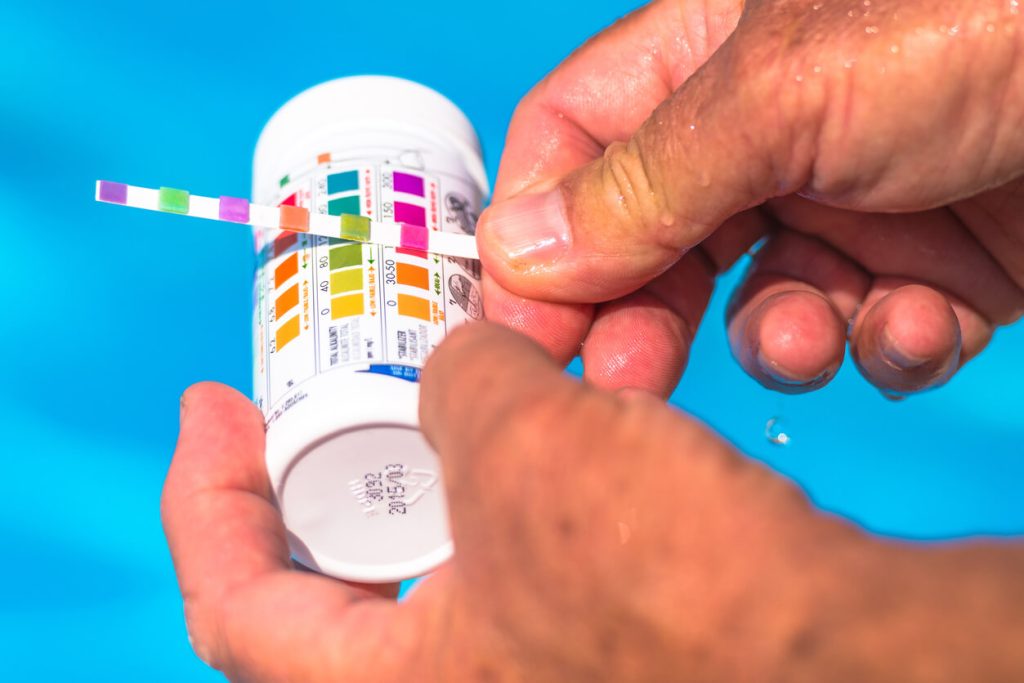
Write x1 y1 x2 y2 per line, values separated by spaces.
2 1 1021 679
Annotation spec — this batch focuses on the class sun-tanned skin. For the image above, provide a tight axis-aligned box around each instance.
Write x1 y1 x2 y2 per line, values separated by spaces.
478 0 1024 398
163 1 1024 680
165 325 1024 682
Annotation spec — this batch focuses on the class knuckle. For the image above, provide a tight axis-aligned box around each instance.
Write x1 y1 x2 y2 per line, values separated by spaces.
598 138 673 246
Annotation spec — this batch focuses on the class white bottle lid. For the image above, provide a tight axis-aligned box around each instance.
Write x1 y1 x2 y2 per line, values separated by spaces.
264 372 452 583
253 75 489 204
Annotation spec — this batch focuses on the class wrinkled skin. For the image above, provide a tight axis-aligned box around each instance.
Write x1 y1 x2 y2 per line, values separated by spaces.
164 326 1024 682
478 0 1024 397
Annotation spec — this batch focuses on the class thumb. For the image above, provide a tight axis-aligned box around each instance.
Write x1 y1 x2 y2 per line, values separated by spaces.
477 27 818 303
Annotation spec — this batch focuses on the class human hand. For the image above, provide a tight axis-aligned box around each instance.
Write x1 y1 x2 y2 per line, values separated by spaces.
477 0 1024 397
163 323 1024 681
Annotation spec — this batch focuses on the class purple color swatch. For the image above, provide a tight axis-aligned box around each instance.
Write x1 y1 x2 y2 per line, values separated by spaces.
400 223 430 251
98 181 128 204
394 202 426 227
393 172 425 197
219 196 250 223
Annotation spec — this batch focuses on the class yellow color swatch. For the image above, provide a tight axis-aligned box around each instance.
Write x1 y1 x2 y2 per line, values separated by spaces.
398 294 431 321
276 315 300 350
330 268 363 294
331 293 365 319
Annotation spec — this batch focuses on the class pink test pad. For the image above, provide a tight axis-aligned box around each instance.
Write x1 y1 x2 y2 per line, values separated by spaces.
400 223 430 251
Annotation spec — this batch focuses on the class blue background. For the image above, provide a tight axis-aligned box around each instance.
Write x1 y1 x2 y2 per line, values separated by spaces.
1 0 1021 679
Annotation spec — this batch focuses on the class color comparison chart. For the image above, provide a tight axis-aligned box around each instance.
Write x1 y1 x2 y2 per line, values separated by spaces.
249 157 485 415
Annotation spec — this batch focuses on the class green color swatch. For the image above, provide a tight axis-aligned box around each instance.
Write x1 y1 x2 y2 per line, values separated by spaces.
329 244 362 270
158 187 190 214
330 268 363 294
340 214 371 241
279 174 290 188
327 195 361 216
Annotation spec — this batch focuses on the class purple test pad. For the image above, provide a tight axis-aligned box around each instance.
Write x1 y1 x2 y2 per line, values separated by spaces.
98 181 128 204
218 196 250 223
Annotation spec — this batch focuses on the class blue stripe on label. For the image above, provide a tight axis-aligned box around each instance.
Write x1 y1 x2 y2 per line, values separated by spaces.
358 364 421 383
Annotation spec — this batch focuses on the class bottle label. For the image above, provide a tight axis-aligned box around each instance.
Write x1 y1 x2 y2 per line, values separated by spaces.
253 152 484 424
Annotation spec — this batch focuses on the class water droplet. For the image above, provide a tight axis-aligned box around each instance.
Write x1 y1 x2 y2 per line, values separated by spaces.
688 123 696 131
813 65 823 73
843 59 857 69
863 0 871 5
865 25 879 34
987 23 996 32
765 417 791 446
1011 0 1019 15
812 2 823 8
795 74 804 82
889 44 900 53
848 9 856 17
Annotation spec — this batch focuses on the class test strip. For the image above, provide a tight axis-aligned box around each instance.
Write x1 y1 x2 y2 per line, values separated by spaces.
96 180 480 260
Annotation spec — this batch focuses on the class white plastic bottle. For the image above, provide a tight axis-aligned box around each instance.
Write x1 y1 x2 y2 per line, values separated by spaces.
251 77 487 583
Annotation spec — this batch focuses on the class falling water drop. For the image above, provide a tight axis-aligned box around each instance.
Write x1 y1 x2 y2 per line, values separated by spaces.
765 417 791 446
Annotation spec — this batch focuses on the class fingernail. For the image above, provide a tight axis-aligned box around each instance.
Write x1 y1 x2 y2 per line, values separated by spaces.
756 350 830 389
483 190 572 264
880 326 927 370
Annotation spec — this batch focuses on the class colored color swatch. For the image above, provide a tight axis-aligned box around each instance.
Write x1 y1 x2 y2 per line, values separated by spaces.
158 187 190 214
330 269 362 294
280 193 297 207
276 284 299 318
98 181 127 204
329 244 362 270
279 205 309 232
331 293 365 319
340 214 371 242
400 223 429 251
276 315 300 350
317 152 331 164
396 263 429 290
394 202 426 226
328 195 361 216
219 196 250 223
393 172 424 197
327 171 359 195
275 253 298 288
398 294 431 321
274 231 298 258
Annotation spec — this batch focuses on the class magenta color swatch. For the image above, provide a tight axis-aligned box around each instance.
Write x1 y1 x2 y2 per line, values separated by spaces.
219 196 250 223
393 172 425 197
98 181 128 204
394 202 426 227
400 223 430 251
